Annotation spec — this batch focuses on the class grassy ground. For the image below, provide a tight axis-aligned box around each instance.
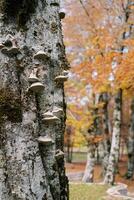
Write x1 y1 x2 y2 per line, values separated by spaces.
69 183 109 200
65 151 99 163
72 152 87 163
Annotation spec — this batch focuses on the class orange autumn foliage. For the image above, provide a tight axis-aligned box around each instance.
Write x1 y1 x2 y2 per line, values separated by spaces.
63 0 134 146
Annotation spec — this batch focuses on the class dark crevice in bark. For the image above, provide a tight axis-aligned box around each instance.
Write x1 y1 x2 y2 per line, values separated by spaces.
16 68 22 100
39 145 58 200
56 158 69 200
26 155 36 200
50 3 59 7
35 94 42 130
0 0 38 27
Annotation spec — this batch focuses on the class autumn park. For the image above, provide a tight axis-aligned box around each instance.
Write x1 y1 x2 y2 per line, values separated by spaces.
0 0 134 200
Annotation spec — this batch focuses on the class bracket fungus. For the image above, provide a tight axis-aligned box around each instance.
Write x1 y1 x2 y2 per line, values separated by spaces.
28 74 39 83
34 51 49 60
42 111 54 118
55 70 69 83
52 106 63 117
8 46 20 55
55 149 64 159
42 111 60 123
59 8 66 19
55 75 68 82
38 136 54 145
63 70 69 76
0 37 20 55
55 149 64 160
28 82 44 93
42 115 60 123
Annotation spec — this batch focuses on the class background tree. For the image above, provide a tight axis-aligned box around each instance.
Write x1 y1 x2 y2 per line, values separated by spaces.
104 0 134 184
63 0 134 184
126 98 134 179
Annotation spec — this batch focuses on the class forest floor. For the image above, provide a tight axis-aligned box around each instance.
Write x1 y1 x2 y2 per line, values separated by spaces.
65 155 134 193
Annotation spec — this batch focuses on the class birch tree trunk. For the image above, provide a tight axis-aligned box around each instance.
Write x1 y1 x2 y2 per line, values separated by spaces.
82 143 96 182
82 94 101 183
0 0 68 199
104 89 122 184
101 92 111 176
126 98 134 179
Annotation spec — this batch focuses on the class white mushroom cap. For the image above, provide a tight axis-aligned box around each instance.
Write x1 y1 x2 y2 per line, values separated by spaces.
28 82 44 93
34 51 49 60
42 115 60 123
38 136 54 144
55 75 68 82
28 74 39 83
52 106 63 117
42 111 54 118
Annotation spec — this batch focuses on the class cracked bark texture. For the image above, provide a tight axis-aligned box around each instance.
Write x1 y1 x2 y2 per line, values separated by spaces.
104 89 122 184
0 0 69 200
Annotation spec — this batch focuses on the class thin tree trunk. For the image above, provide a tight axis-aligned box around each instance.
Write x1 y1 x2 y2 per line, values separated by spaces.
66 126 72 163
104 89 122 184
101 92 111 176
82 94 101 182
82 144 96 182
126 98 134 179
0 0 68 199
125 0 134 179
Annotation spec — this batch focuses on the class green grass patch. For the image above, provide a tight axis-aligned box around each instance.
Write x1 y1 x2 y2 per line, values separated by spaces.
72 152 87 163
70 183 109 200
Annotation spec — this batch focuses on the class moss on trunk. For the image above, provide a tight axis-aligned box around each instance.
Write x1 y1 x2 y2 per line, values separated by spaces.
0 88 22 123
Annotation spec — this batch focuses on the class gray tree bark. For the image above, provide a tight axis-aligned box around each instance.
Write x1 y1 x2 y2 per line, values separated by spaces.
104 89 122 184
0 0 68 199
126 98 134 179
